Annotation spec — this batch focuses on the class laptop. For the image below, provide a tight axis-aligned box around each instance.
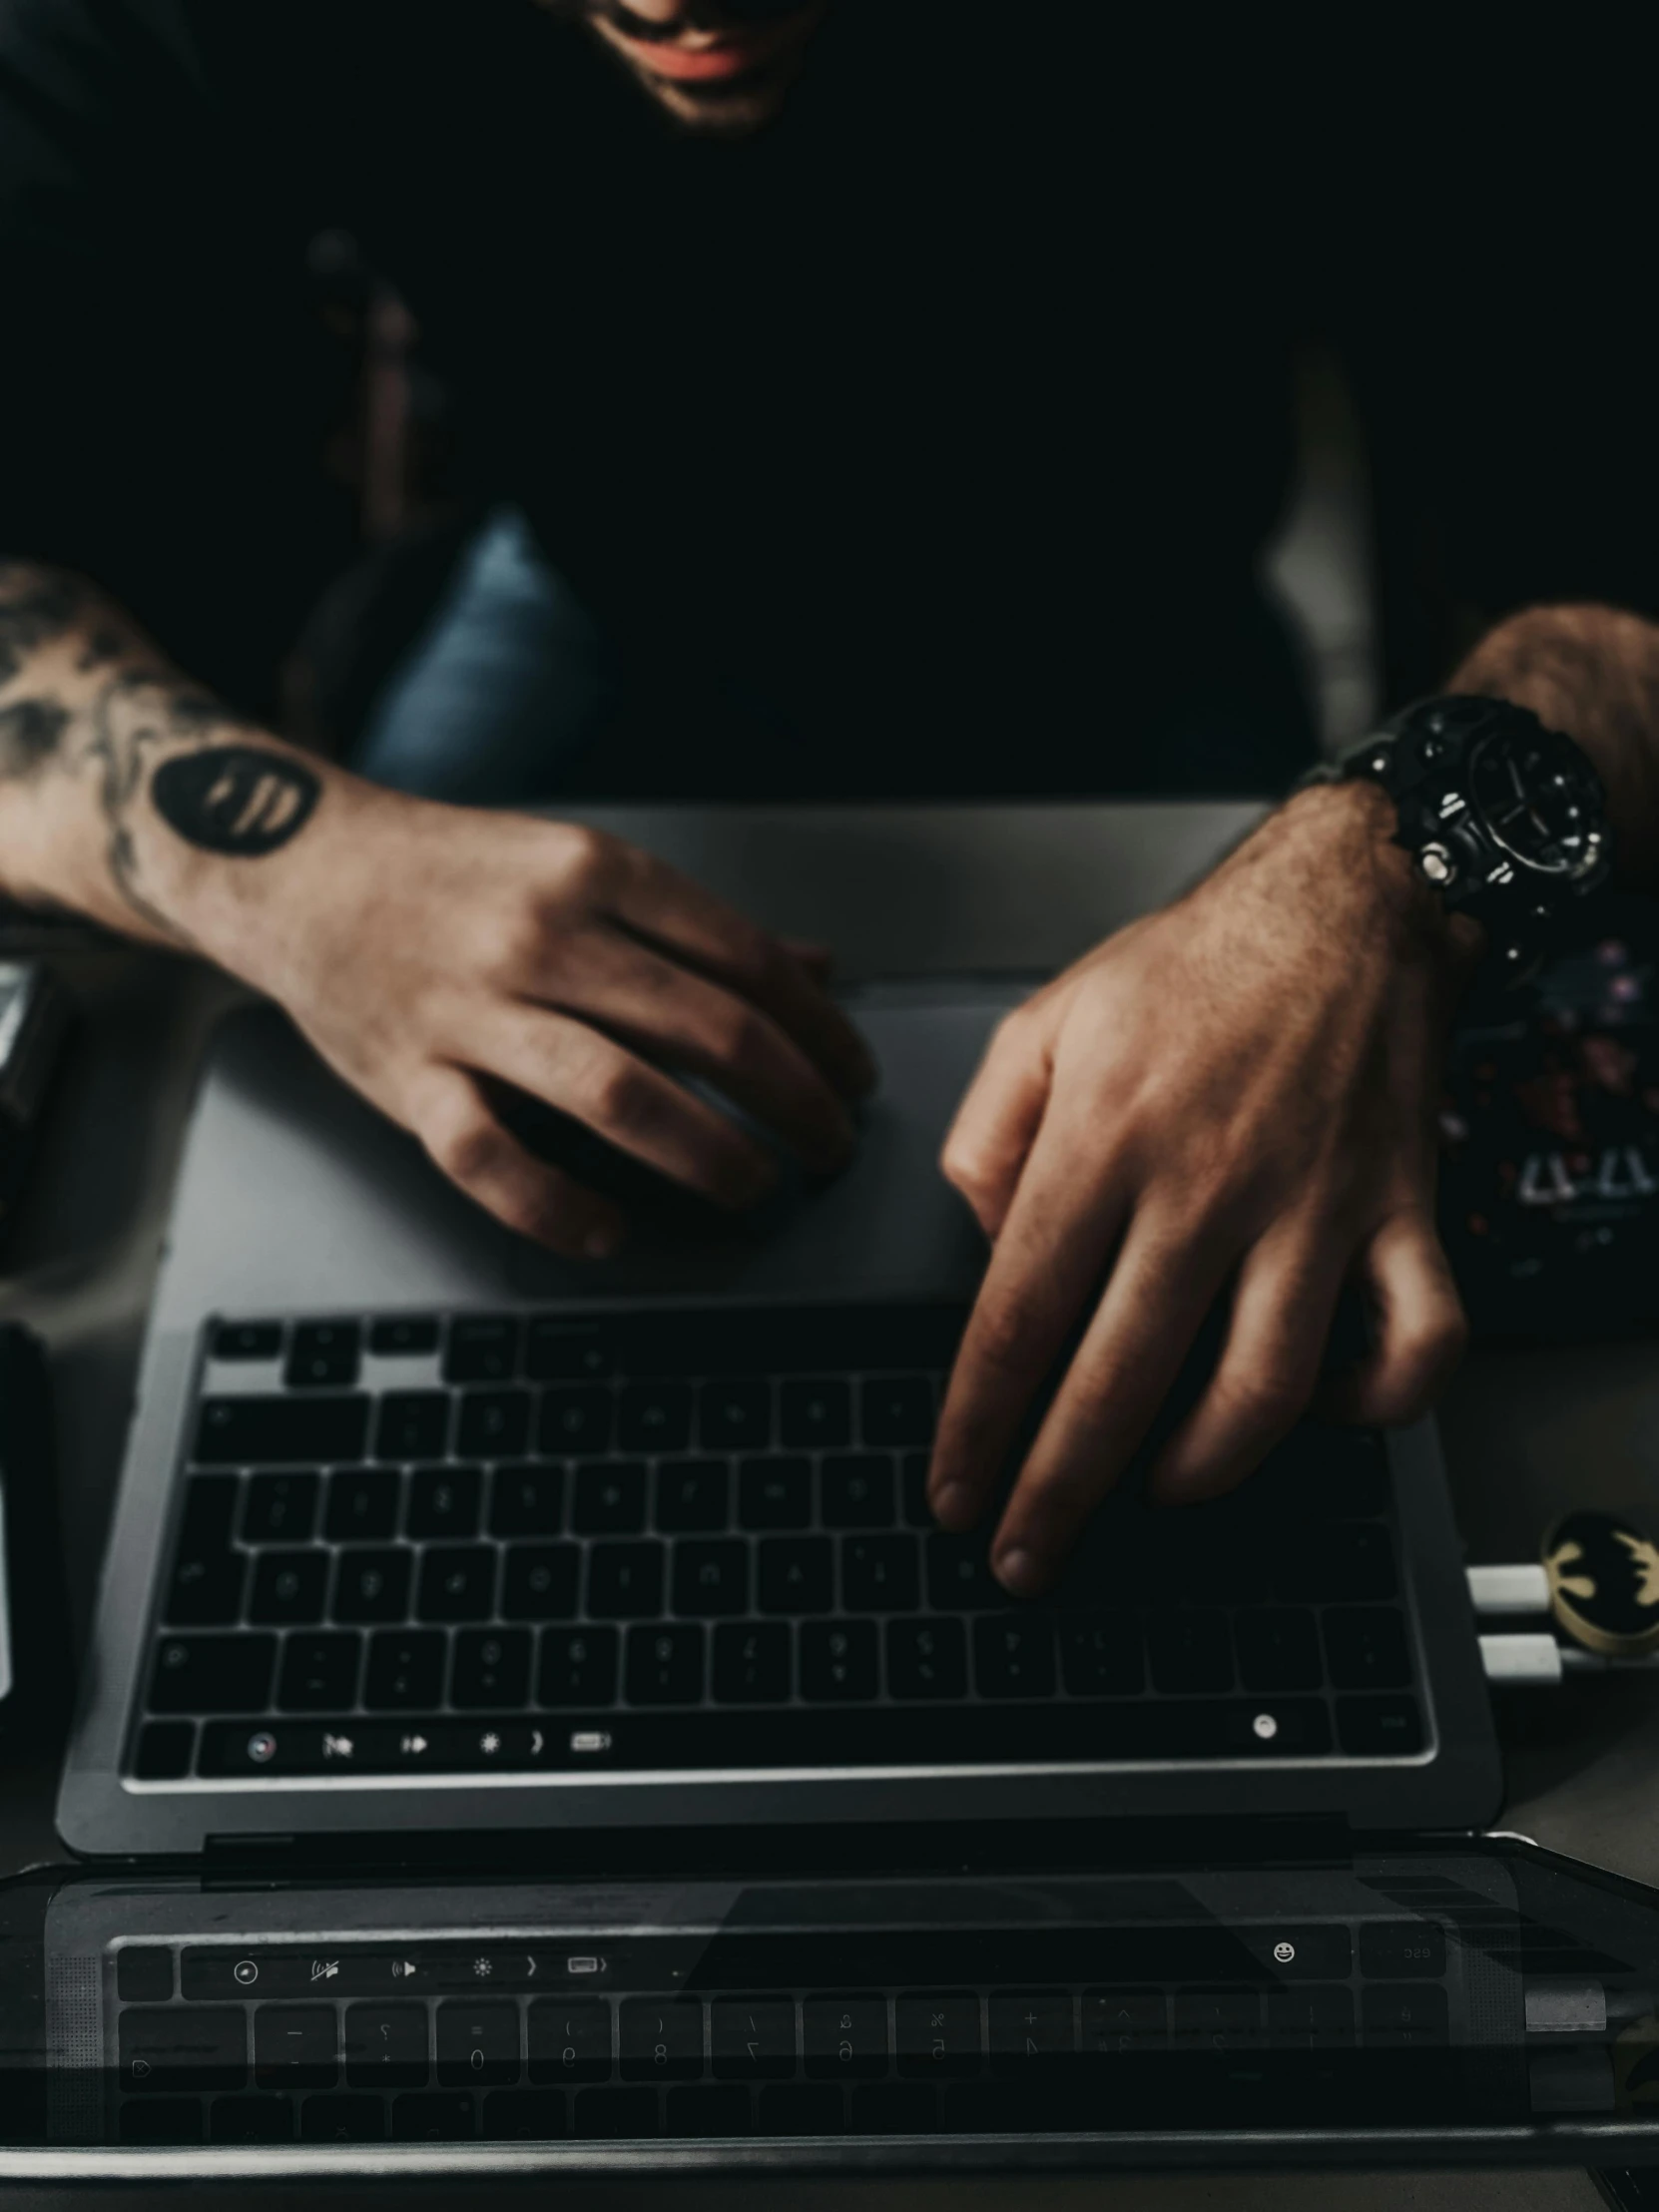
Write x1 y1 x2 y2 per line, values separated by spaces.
22 801 1621 2175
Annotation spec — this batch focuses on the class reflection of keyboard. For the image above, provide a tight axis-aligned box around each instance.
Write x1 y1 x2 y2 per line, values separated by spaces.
109 1918 1456 2144
130 1304 1424 1783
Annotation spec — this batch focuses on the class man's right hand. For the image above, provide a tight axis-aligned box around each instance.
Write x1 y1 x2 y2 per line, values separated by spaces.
227 786 877 1258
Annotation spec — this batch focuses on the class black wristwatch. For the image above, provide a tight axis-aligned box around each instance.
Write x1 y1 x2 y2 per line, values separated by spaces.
1319 695 1612 980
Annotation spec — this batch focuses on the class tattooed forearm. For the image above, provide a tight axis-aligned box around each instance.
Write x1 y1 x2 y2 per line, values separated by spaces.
0 561 326 940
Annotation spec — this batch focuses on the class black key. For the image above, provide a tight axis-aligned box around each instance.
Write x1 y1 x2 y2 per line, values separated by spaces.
885 1617 966 1699
989 1990 1074 2068
118 1947 176 2003
712 1997 795 2080
211 2096 293 2143
345 2003 428 2088
365 1628 446 1709
332 1547 411 1624
436 1999 521 2087
215 1320 281 1361
573 1461 648 1534
407 1464 483 1540
444 1314 521 1383
588 1541 665 1619
1147 1611 1233 1693
278 1631 361 1710
540 1387 614 1456
301 2095 387 2142
901 1453 932 1529
667 2085 752 2136
841 1533 919 1612
713 1621 792 1702
539 1626 618 1706
165 1540 247 1629
1234 1607 1323 1692
1265 1985 1355 2048
618 1382 694 1453
286 1321 360 1391
822 1454 895 1528
673 1538 749 1617
800 1619 878 1700
502 1543 580 1620
1361 1983 1448 2048
458 1388 532 1460
1058 1613 1143 1695
417 1544 498 1622
392 2092 475 2141
133 1720 196 1779
483 2090 567 2141
195 1394 368 1466
740 1456 812 1530
701 1378 772 1451
1359 1921 1446 1978
250 1549 327 1626
1085 1989 1168 2053
491 1463 564 1538
1324 1606 1411 1691
626 1622 705 1704
149 1633 275 1714
896 1992 980 2077
1336 1694 1421 1755
781 1378 851 1450
805 1995 887 2078
621 1997 704 2080
861 1376 934 1446
759 2084 843 2135
1175 1990 1261 2049
243 1470 319 1544
758 1535 832 1614
529 1998 613 2083
973 1614 1055 1698
369 1315 440 1357
254 2006 338 2089
324 1467 399 1543
575 2086 659 2139
655 1458 729 1533
526 1318 612 1382
1275 1522 1396 1603
451 1627 532 1707
925 1534 1000 1610
120 2007 246 2092
375 1392 448 1462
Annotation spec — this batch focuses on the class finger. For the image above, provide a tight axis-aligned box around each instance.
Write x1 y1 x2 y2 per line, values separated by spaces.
781 936 835 983
478 1004 781 1211
1319 1206 1468 1425
939 1000 1056 1240
987 1204 1235 1596
927 1111 1130 1534
1146 1221 1347 1506
411 1067 626 1259
603 848 877 1102
531 921 855 1173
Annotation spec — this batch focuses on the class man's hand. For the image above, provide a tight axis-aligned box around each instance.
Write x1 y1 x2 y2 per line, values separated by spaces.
929 782 1477 1597
231 787 876 1259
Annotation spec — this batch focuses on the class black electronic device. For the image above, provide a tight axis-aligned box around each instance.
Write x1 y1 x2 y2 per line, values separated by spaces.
0 958 69 1244
0 1323 70 1744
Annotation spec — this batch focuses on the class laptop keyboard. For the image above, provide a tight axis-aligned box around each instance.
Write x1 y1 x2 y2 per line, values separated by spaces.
107 1914 1460 2144
131 1303 1424 1784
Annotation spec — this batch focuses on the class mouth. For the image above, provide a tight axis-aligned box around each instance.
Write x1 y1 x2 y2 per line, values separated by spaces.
603 15 812 85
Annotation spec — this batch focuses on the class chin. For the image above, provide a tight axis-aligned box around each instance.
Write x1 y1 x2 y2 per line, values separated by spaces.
641 67 801 133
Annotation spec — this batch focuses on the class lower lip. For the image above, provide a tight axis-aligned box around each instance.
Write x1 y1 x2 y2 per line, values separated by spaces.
612 25 793 81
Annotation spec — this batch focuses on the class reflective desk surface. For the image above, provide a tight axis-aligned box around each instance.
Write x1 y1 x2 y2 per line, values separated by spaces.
2 801 1652 2211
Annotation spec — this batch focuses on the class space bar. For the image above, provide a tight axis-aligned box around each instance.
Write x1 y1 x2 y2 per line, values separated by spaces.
196 1698 1333 1777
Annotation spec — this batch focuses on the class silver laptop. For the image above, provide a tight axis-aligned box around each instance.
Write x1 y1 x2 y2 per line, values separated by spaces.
57 812 1499 1861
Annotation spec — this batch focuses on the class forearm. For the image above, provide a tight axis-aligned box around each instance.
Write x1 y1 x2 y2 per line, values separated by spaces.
0 561 351 970
1446 602 1659 889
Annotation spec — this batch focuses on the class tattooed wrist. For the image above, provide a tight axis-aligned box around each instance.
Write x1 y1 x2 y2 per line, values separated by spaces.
151 747 319 856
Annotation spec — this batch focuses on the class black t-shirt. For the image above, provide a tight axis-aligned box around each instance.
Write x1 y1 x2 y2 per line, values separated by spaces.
1 5 1654 797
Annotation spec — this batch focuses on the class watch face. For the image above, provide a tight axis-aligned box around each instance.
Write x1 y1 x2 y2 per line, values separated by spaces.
1468 726 1606 880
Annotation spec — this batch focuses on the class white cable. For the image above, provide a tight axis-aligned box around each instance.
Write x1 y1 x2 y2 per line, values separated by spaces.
1479 1632 1565 1687
1466 1564 1552 1617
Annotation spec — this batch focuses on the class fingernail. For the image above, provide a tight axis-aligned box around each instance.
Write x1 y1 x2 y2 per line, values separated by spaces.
994 1546 1044 1599
583 1222 623 1261
930 1481 972 1528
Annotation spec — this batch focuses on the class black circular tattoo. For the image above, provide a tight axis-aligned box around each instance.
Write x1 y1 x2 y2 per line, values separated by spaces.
150 746 320 856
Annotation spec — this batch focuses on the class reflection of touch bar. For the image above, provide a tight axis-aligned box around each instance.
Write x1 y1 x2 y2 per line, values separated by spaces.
567 1955 604 1975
